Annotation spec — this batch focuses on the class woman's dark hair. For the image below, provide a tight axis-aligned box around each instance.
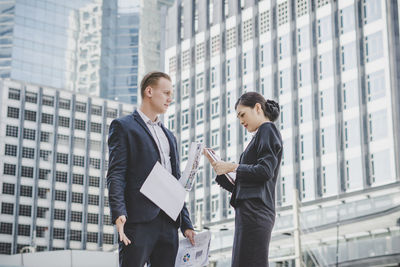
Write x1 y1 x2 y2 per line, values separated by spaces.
234 92 280 122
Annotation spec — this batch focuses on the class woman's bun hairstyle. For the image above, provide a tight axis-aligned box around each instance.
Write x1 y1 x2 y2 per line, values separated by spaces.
235 92 280 122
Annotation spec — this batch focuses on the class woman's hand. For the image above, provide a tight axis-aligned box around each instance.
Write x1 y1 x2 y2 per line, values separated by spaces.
211 161 239 175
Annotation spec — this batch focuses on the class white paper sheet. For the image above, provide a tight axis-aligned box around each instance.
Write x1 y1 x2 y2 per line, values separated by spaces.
204 148 236 184
140 162 186 221
180 142 204 191
175 231 211 267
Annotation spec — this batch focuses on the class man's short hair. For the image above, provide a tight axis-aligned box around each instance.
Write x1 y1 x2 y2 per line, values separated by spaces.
140 71 171 99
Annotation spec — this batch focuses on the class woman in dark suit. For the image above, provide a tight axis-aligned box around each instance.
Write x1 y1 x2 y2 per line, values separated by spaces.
210 92 282 267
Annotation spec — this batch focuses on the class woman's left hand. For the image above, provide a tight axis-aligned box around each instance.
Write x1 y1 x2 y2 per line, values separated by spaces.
211 161 239 175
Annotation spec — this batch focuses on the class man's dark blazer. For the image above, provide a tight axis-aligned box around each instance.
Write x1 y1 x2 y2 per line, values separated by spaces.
216 122 282 213
107 110 193 233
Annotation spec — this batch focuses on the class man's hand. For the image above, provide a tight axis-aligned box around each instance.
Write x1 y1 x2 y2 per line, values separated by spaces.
116 215 131 246
184 229 196 246
211 161 239 175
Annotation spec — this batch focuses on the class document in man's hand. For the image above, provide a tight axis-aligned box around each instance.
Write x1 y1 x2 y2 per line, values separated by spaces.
140 162 186 221
175 231 211 267
179 142 204 191
204 148 236 184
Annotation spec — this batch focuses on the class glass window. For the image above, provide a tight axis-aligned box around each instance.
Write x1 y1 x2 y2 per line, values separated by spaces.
72 192 83 204
297 26 310 52
340 5 355 34
319 53 333 80
181 140 189 160
318 16 332 43
369 109 387 141
321 125 336 154
22 147 35 159
363 0 381 23
365 31 383 62
2 183 15 195
279 68 291 95
3 163 16 176
280 103 292 130
300 134 313 160
320 88 335 116
345 157 363 190
260 42 271 67
301 169 315 200
24 110 36 122
196 73 204 93
181 109 189 129
367 70 385 101
168 115 175 131
73 156 85 167
211 129 219 148
322 163 338 196
6 125 18 137
341 42 357 71
211 97 219 118
7 107 19 119
344 119 361 148
87 232 98 243
298 61 311 87
75 119 86 131
371 150 392 184
279 35 290 59
182 79 190 99
4 144 17 157
196 103 204 124
299 96 312 123
342 80 359 109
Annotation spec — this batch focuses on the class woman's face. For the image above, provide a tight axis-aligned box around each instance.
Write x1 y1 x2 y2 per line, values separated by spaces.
236 104 265 132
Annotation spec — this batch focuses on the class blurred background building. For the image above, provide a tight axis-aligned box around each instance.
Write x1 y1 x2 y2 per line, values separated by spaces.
164 0 400 266
0 0 173 257
0 79 134 255
0 0 173 105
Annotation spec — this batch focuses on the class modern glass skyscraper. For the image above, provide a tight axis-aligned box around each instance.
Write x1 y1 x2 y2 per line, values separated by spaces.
164 0 400 265
0 0 103 94
0 0 173 106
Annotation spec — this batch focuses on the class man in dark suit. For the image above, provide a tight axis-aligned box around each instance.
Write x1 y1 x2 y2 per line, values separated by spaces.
107 71 195 267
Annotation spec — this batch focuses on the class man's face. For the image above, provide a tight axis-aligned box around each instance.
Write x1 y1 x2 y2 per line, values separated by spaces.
147 78 174 114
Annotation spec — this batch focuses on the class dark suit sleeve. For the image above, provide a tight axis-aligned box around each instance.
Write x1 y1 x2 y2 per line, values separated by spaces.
106 120 128 224
236 125 281 183
215 175 234 192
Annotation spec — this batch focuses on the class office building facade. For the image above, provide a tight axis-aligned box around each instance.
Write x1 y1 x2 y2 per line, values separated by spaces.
0 79 134 255
164 0 400 265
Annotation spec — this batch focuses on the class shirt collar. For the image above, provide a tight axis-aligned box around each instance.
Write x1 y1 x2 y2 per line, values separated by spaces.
137 109 162 126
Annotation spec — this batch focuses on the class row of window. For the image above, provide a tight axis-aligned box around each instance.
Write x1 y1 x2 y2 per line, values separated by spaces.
8 88 118 118
0 223 113 244
0 233 115 254
0 202 111 225
177 0 381 43
6 108 104 133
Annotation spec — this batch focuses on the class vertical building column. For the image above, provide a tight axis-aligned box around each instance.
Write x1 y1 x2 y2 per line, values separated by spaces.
98 101 108 248
12 85 26 254
48 91 61 251
385 0 400 181
82 98 92 249
354 0 371 188
330 0 345 195
65 95 76 249
30 87 44 247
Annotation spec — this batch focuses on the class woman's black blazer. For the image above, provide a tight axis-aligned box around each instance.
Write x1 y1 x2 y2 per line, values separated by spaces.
216 122 282 213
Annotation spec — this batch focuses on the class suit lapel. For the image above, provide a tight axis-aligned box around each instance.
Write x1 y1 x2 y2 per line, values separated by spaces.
132 110 161 160
160 124 178 176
